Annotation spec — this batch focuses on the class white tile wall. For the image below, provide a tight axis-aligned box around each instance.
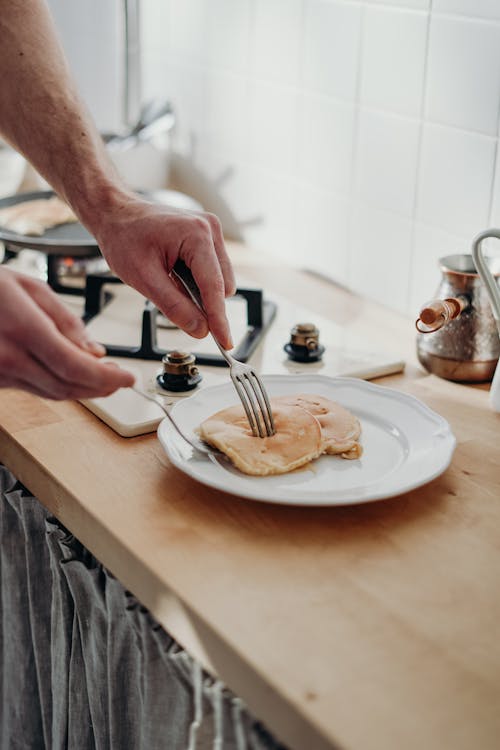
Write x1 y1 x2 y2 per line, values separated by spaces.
354 109 420 216
297 94 355 193
140 2 171 103
229 168 298 258
360 6 428 117
416 123 496 237
349 203 414 312
200 72 251 161
365 0 430 9
48 0 126 132
425 15 500 135
143 0 500 319
248 82 299 174
432 0 500 21
409 223 471 314
166 0 208 65
205 0 253 73
303 1 363 100
293 185 350 284
252 0 303 84
490 144 500 227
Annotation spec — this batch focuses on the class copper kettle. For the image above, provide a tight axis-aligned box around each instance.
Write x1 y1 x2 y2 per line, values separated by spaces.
415 252 500 383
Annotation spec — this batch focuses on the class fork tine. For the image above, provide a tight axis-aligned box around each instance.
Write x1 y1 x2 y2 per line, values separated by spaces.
170 260 276 438
244 372 275 437
231 374 260 436
238 375 267 438
233 373 268 437
254 374 275 436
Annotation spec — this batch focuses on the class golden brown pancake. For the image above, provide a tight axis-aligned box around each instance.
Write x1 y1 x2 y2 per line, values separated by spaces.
0 196 77 236
275 393 362 459
198 401 323 476
199 393 363 475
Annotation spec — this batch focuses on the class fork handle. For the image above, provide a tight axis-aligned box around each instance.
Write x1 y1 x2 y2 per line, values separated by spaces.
172 259 204 311
171 259 234 366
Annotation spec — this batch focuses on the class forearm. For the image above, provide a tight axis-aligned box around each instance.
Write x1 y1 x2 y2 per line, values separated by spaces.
0 0 130 231
0 0 235 350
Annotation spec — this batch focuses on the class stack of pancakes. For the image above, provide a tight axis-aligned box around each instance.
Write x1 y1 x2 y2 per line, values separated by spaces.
198 393 362 476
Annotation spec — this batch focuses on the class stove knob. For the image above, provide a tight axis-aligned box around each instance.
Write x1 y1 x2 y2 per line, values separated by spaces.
284 323 325 363
157 350 202 392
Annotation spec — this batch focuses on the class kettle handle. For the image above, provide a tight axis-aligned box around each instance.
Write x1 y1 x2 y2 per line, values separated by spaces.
471 229 500 411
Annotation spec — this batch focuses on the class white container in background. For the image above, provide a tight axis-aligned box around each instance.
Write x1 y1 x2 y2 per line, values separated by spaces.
109 136 171 191
0 143 26 197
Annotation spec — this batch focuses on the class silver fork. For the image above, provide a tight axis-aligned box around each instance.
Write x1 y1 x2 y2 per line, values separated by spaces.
132 385 225 459
171 259 276 438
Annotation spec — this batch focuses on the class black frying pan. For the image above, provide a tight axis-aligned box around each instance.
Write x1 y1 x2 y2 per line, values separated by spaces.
0 190 99 255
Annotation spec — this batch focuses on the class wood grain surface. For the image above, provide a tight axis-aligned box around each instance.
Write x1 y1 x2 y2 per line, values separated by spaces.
1 243 499 750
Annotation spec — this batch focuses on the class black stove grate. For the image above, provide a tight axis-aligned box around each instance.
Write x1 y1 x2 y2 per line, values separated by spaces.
56 261 277 366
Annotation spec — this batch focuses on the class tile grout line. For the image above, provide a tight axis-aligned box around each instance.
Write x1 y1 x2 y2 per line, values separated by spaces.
170 57 498 142
289 0 307 265
486 57 500 230
345 3 366 291
406 0 434 315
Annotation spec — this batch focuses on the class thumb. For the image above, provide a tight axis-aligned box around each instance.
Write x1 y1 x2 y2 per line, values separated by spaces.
20 276 106 355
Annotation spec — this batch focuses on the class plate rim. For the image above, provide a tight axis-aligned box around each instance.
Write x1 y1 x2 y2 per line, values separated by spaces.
158 375 456 506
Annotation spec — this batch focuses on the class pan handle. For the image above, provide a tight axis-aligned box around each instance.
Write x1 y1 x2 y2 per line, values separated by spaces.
471 229 500 411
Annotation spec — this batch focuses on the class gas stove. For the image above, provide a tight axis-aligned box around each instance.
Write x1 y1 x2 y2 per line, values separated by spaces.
4 249 405 437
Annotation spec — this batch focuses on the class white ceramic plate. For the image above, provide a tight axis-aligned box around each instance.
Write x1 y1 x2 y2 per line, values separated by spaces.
157 375 456 506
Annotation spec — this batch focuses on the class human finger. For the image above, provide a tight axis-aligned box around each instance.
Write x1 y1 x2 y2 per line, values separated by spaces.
0 347 131 400
204 213 236 297
18 274 106 355
131 268 210 340
186 247 233 349
20 310 135 395
177 224 233 348
33 342 136 395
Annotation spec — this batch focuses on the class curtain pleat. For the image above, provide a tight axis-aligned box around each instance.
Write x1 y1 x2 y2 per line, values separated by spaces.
0 465 286 750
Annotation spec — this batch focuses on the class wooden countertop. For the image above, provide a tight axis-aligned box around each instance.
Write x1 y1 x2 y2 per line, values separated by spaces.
1 243 499 750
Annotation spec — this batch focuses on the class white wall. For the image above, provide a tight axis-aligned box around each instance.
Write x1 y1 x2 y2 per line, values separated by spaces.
47 0 127 134
141 0 500 317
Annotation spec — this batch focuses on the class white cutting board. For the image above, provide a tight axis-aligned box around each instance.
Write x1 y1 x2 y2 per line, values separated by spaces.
80 367 164 438
79 364 234 438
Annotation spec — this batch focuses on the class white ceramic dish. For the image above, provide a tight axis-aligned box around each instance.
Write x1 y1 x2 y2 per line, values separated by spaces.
157 375 456 506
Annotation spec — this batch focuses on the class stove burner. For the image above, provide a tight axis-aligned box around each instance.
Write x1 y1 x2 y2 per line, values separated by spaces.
284 322 324 363
156 350 202 392
37 264 277 366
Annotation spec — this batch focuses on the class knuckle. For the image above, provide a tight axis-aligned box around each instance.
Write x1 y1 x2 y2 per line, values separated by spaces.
190 216 210 236
61 385 76 400
21 275 46 295
55 356 79 382
52 383 74 401
160 297 187 323
210 274 225 296
6 318 25 341
62 311 84 335
0 346 15 371
205 212 222 233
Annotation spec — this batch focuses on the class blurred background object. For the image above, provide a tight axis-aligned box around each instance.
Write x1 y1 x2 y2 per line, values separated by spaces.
46 0 174 193
0 140 26 198
38 0 500 319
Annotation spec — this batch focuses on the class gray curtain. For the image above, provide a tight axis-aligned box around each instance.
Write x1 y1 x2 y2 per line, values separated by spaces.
0 465 286 750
